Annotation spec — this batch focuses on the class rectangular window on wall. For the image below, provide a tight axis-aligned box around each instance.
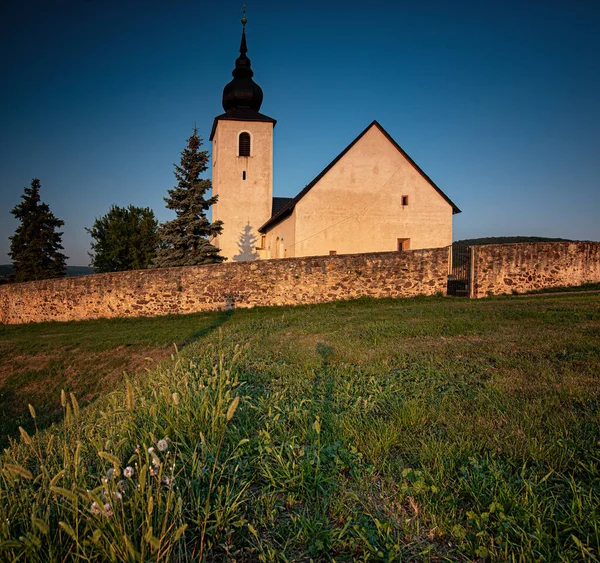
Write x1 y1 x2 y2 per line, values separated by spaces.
397 238 410 251
402 195 409 206
329 250 337 255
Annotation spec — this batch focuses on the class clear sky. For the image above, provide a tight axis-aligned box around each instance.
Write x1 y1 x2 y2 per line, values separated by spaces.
1 0 599 265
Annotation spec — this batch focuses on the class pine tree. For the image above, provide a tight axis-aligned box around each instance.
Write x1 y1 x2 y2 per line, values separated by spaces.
9 178 68 282
87 205 159 272
154 127 224 267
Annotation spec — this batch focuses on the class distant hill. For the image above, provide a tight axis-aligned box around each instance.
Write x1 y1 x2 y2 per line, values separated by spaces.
0 265 94 279
454 236 577 246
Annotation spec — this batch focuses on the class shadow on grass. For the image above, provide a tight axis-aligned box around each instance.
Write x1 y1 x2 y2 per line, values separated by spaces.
1 310 236 449
181 309 235 348
310 343 336 441
0 388 58 450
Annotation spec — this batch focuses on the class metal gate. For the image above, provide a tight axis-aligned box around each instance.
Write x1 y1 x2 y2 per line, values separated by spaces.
447 244 471 297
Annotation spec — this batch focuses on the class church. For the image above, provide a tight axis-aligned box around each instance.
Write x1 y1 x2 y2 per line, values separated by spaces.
210 16 461 262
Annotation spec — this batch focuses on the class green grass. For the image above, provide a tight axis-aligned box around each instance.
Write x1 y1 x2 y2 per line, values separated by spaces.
0 311 232 448
1 293 600 561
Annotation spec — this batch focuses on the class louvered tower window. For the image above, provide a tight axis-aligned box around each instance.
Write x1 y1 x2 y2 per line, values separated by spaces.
238 132 251 156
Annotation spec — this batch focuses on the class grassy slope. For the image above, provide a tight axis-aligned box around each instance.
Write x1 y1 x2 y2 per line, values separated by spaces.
1 294 599 561
0 311 232 447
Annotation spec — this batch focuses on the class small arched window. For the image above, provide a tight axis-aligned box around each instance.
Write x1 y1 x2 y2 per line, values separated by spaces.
238 132 251 156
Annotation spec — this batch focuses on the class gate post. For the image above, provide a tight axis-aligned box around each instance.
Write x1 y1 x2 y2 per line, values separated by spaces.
469 245 476 299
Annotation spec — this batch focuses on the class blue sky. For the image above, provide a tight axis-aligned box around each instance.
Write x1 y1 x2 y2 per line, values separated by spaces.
1 0 599 265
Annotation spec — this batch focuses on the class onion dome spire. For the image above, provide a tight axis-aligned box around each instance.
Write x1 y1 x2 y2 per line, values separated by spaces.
222 6 264 113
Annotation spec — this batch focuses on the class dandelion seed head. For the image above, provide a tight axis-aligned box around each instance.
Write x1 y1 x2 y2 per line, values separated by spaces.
157 438 169 452
124 466 134 478
103 503 113 517
148 447 155 454
90 502 101 515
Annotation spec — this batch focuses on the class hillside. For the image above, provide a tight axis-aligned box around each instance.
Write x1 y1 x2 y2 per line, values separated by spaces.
0 264 94 278
454 236 576 246
1 294 599 560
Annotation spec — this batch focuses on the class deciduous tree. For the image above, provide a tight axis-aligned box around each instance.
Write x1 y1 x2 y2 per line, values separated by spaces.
153 127 224 267
87 205 159 272
9 178 67 282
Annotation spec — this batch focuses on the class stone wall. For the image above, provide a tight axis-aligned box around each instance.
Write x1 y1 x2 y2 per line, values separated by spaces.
0 248 449 325
470 242 600 298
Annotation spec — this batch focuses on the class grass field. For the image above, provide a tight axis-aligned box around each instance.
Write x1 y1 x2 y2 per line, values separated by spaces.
0 311 233 448
1 293 599 561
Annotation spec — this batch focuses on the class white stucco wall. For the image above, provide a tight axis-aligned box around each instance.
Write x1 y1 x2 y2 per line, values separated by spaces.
268 124 454 258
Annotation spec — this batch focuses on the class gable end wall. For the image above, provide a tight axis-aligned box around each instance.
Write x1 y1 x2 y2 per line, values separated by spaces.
283 126 453 258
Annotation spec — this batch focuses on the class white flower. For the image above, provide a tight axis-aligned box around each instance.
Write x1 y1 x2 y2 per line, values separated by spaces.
157 438 169 452
124 466 134 478
103 503 113 517
148 447 155 454
90 502 101 515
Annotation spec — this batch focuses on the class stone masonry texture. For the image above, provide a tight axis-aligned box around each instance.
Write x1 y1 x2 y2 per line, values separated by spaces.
470 242 600 298
0 248 449 325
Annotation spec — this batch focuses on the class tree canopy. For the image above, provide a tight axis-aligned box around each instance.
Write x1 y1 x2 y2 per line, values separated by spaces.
153 127 224 267
87 205 159 272
9 178 68 282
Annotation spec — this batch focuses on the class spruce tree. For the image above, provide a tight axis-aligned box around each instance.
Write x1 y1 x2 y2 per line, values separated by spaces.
154 127 224 267
9 178 68 282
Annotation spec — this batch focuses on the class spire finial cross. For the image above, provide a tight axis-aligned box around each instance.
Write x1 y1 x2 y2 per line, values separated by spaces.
241 5 247 29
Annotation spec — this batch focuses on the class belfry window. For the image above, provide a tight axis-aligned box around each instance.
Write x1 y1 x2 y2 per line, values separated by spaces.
238 132 251 156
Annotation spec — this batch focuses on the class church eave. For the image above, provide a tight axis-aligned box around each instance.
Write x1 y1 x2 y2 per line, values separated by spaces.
210 112 276 141
259 120 461 234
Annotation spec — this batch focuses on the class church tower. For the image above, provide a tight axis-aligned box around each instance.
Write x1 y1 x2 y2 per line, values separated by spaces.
210 11 276 261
